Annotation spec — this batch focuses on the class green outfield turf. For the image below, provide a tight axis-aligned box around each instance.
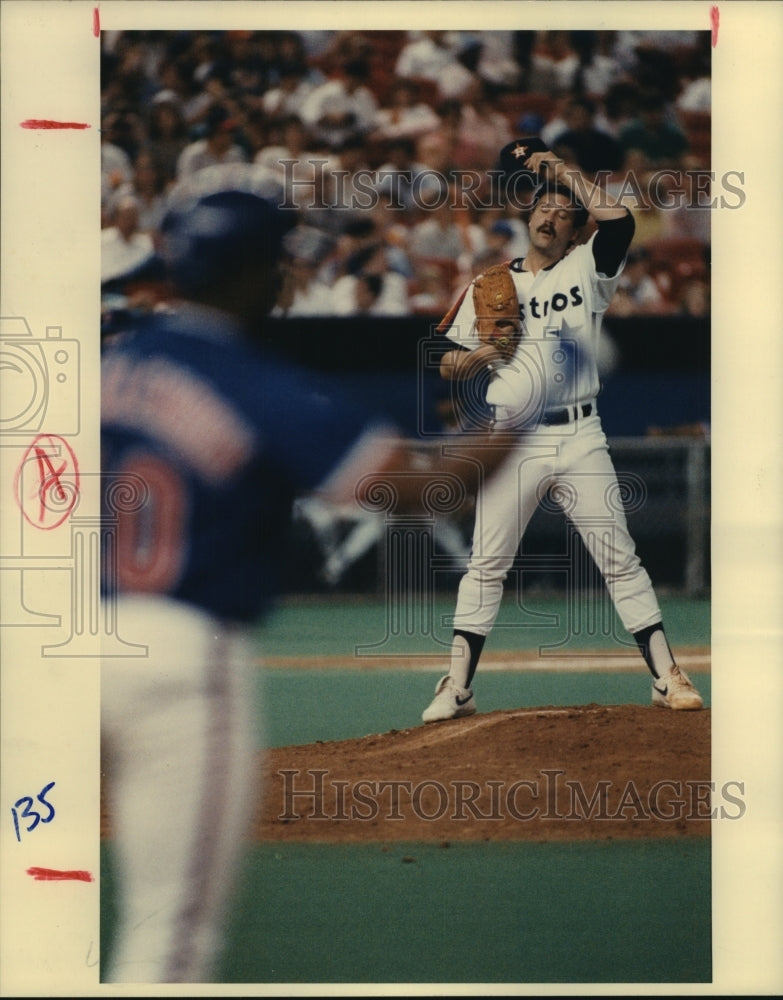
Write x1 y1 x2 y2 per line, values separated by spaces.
254 594 711 662
251 594 711 748
255 667 711 748
101 838 712 984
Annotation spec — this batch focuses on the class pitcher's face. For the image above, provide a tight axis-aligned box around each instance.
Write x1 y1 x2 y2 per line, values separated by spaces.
529 193 579 257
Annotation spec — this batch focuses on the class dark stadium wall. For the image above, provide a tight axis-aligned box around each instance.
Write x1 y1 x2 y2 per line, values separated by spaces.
264 314 710 438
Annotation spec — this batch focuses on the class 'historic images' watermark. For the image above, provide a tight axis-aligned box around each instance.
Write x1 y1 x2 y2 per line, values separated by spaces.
278 160 745 214
279 768 745 824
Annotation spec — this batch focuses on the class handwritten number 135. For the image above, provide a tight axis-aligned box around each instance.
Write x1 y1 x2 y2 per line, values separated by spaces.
12 782 56 842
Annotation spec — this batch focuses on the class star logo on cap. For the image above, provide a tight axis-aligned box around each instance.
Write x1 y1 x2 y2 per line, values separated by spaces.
511 144 528 159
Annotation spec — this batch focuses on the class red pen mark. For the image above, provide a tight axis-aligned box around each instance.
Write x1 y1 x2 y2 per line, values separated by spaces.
93 6 100 37
14 434 80 530
27 867 93 883
20 119 91 130
711 6 720 47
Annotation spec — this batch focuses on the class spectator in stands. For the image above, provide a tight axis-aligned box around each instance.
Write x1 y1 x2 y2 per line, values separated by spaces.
298 52 379 150
624 41 683 104
314 30 376 76
370 78 441 143
435 38 484 101
526 31 581 96
514 110 545 143
353 272 385 314
254 114 322 202
373 136 435 214
215 30 270 99
101 112 135 221
146 91 190 186
280 133 377 231
488 211 531 260
468 30 523 92
186 32 224 92
601 79 642 138
315 215 379 285
327 134 375 210
658 175 711 244
394 30 464 85
450 77 514 170
606 247 669 317
274 255 336 318
330 242 409 316
176 103 249 178
275 225 337 317
415 103 462 179
676 38 712 113
578 30 624 99
232 108 270 163
408 188 472 264
100 34 158 109
619 88 690 170
470 219 517 273
419 96 503 174
363 196 416 279
101 194 155 284
509 30 538 91
261 59 319 120
154 49 215 129
117 150 169 234
408 262 454 315
550 95 625 175
611 30 701 76
273 30 320 75
539 95 571 147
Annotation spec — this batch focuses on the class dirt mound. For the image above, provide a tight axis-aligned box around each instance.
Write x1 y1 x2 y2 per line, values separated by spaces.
258 704 711 843
99 705 711 844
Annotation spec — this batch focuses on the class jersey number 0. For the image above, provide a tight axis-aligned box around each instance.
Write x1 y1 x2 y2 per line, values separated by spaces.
115 453 186 593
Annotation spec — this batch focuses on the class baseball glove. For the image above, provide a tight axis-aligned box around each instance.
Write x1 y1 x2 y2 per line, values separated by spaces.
472 264 522 360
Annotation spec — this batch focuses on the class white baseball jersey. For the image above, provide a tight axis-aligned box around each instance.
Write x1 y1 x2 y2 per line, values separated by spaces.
439 220 663 641
443 233 624 426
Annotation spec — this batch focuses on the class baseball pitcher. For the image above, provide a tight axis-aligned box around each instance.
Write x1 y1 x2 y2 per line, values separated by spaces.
422 140 703 723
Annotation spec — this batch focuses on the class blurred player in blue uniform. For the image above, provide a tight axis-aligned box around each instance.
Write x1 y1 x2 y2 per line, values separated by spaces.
100 163 509 982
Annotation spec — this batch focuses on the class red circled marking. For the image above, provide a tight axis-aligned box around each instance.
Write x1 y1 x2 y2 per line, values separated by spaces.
93 7 100 37
27 867 94 883
20 120 91 130
711 6 720 47
14 434 80 530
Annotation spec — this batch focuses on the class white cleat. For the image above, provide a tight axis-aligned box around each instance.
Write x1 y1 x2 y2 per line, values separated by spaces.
422 675 476 723
652 664 703 710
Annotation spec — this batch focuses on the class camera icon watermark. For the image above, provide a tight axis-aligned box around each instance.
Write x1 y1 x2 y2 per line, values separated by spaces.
0 316 80 436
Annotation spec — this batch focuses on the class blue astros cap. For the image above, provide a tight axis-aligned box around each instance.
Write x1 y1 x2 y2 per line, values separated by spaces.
497 136 551 180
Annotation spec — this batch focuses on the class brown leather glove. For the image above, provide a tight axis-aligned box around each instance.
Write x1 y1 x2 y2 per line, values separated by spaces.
472 264 522 361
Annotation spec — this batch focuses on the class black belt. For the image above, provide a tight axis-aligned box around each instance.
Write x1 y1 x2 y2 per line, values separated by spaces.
541 403 593 426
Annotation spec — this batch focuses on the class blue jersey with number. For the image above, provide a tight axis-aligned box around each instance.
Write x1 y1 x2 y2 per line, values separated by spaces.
101 304 397 623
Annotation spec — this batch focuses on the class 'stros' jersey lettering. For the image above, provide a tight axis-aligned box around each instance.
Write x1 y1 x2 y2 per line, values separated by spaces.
114 453 187 593
518 285 584 325
443 238 625 417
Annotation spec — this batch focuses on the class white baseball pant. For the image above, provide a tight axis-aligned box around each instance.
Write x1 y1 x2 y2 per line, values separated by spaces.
453 413 663 637
101 595 260 983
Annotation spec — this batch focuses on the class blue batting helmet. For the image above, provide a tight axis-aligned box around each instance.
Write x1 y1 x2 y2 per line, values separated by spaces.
160 164 296 295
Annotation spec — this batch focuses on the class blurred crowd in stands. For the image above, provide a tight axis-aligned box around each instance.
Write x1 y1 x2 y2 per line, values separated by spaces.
101 28 712 321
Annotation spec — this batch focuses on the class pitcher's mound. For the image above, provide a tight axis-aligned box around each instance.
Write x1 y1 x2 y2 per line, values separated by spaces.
259 704 712 843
